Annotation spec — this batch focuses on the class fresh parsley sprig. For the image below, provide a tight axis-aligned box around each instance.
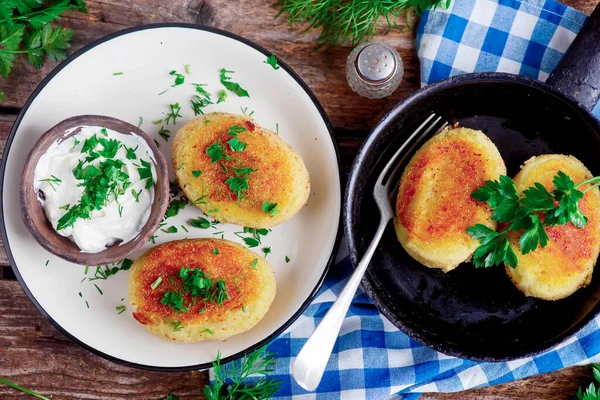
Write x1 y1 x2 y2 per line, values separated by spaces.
576 364 600 400
468 172 600 268
0 0 88 101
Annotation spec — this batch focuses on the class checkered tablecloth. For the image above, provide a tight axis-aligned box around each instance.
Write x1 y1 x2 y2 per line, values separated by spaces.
211 1 600 398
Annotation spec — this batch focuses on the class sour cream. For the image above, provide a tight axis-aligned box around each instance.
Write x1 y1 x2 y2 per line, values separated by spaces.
33 126 157 253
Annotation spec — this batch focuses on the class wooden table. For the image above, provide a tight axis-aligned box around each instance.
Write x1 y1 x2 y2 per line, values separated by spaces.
0 0 598 398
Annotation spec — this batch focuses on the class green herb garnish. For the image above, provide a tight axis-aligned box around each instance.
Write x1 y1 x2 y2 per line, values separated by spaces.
170 70 185 86
192 170 202 178
469 172 600 268
112 72 123 76
165 198 187 219
161 291 188 313
165 102 182 124
200 328 215 335
262 247 272 258
262 201 279 215
131 188 141 202
0 376 52 400
203 345 282 399
151 276 163 291
212 248 219 255
39 175 61 191
137 159 154 189
164 317 183 331
575 363 600 399
264 54 280 70
161 225 178 234
251 258 259 269
285 256 290 263
190 217 211 229
206 142 225 163
219 68 249 97
116 305 126 314
217 90 227 103
158 126 170 141
185 64 191 74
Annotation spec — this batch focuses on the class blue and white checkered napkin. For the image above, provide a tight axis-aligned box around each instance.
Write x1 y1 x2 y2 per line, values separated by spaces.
213 1 600 399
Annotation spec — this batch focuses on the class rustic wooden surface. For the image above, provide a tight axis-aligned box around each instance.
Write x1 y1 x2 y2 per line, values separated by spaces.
1 0 599 398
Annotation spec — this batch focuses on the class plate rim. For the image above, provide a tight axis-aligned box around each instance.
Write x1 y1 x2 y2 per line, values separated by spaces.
0 23 343 371
343 72 600 362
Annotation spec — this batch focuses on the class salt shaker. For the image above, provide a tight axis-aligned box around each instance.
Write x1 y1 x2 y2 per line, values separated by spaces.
346 42 403 99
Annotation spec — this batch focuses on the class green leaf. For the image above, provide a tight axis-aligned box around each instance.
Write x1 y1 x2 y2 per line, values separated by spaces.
262 201 279 215
206 142 224 163
190 217 211 229
0 23 25 77
97 137 120 159
228 125 246 136
165 198 187 219
217 89 227 103
169 70 185 86
0 89 5 102
192 170 202 178
467 225 518 268
219 68 250 97
27 2 72 29
264 54 280 70
471 176 520 223
520 182 555 211
226 136 247 152
518 213 549 254
164 394 180 400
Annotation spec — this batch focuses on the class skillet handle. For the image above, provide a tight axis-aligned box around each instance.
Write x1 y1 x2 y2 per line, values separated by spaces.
547 3 600 112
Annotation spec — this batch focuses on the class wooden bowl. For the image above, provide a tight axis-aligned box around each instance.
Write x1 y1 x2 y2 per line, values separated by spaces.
20 115 169 266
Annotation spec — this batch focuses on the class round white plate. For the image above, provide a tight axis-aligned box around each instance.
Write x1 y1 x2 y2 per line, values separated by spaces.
1 24 341 370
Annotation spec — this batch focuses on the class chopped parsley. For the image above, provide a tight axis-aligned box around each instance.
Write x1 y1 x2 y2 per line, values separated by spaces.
116 305 126 314
158 127 170 141
285 256 290 263
165 198 188 219
219 68 250 97
164 317 183 332
262 201 279 216
212 248 219 255
251 258 258 269
39 175 61 191
264 54 280 70
190 217 211 229
165 102 182 125
125 146 137 160
137 159 154 189
131 188 141 202
170 70 185 86
262 247 272 258
192 170 202 178
151 276 163 291
161 225 178 234
217 90 227 103
206 142 225 163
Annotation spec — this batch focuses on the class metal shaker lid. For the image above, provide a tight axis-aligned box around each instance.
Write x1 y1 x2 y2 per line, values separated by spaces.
355 43 397 84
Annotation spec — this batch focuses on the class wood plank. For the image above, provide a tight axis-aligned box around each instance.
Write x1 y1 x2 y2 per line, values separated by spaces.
0 280 207 399
2 0 596 131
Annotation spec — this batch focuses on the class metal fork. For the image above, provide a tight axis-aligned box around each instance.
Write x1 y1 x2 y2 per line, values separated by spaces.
292 113 448 392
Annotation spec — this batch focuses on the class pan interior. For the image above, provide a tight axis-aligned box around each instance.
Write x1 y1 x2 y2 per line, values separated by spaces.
348 77 600 361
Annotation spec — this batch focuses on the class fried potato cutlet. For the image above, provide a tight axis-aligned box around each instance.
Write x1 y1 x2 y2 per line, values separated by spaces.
172 112 310 228
394 127 506 272
506 155 600 300
128 239 276 342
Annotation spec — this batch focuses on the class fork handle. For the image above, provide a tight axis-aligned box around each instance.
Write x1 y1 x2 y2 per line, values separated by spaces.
292 217 391 391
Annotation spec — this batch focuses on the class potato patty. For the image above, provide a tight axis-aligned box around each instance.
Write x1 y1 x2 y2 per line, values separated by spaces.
128 239 276 342
506 155 600 300
394 127 506 272
172 112 310 228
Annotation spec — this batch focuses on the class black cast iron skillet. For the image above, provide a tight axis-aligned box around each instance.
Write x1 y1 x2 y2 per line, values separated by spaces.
345 4 600 361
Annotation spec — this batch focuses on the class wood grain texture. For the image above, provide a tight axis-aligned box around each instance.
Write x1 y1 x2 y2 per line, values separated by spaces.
1 0 600 398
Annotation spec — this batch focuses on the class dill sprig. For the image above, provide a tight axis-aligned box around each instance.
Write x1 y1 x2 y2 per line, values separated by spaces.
277 0 451 48
204 345 282 400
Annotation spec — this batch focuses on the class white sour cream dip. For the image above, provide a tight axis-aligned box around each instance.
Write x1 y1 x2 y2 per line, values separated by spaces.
33 126 157 253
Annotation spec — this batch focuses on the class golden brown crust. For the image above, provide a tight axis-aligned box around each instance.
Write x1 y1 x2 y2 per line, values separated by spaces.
394 127 506 271
128 239 276 342
506 155 600 300
172 112 310 228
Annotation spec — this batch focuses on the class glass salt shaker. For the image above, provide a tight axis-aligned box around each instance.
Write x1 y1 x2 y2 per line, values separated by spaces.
346 42 403 99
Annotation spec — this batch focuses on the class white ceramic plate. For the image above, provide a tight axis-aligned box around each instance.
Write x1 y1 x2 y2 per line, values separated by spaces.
1 24 341 370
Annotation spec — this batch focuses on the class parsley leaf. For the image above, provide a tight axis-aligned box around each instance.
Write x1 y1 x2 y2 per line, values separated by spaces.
471 175 520 223
169 70 184 86
264 54 280 70
192 170 202 178
467 224 518 269
165 198 187 219
206 142 225 163
262 201 279 215
219 68 250 97
217 90 227 103
190 217 211 229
